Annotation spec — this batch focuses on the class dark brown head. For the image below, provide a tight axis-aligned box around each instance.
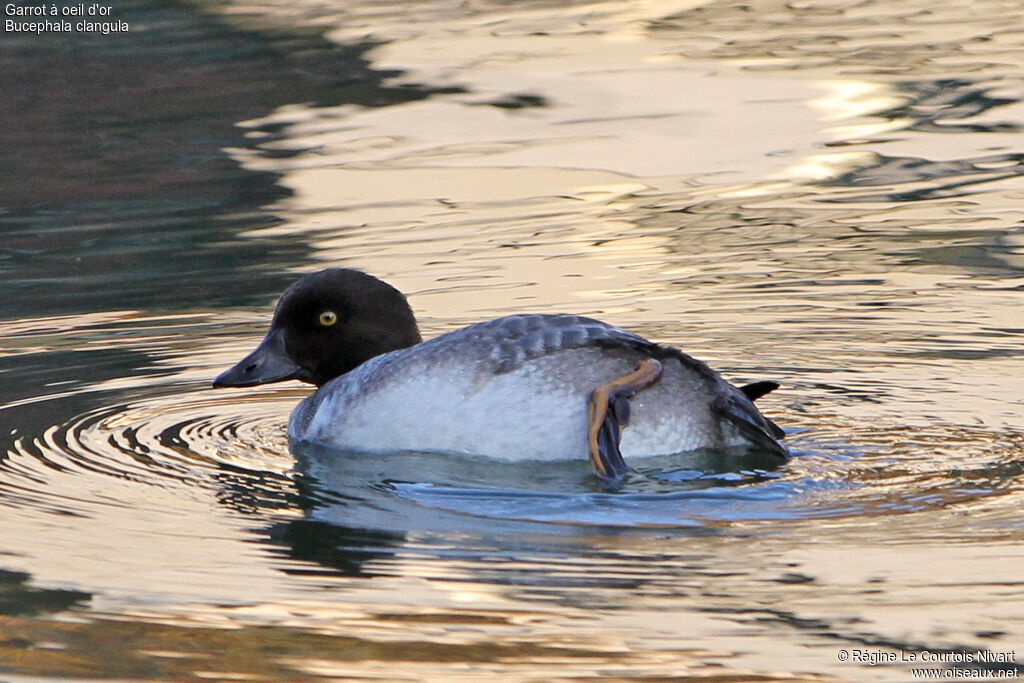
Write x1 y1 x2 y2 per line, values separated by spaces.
213 269 422 388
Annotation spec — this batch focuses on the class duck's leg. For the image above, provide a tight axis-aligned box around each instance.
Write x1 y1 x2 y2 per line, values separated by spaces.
587 358 663 479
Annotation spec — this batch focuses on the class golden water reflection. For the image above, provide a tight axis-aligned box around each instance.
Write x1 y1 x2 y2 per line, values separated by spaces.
4 0 1024 680
4 517 1022 681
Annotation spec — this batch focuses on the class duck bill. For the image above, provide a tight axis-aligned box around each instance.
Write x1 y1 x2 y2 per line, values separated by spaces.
213 328 304 388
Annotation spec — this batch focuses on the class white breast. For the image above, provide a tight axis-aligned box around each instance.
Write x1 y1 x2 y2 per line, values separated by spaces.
297 352 597 460
288 343 730 462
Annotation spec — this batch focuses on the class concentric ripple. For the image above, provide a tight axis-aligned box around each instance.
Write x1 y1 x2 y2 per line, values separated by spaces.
3 377 1024 533
1 384 302 516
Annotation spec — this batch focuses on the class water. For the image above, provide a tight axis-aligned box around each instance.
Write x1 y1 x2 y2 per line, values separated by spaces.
2 0 1023 680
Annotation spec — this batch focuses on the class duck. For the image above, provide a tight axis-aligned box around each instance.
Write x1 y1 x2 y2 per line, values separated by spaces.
213 268 787 478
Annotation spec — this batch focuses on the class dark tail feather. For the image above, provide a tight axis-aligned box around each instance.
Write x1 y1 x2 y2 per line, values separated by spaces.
740 380 780 402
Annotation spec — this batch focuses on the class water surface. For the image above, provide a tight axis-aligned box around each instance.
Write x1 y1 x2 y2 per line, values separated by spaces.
2 0 1023 680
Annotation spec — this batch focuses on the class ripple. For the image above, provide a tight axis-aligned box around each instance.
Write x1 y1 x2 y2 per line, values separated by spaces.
292 421 1024 532
3 378 1023 536
1 385 300 516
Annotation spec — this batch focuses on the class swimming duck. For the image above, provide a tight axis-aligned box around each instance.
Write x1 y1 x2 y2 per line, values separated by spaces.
213 269 787 478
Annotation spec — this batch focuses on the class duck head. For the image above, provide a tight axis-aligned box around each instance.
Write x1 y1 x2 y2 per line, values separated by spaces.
213 269 422 388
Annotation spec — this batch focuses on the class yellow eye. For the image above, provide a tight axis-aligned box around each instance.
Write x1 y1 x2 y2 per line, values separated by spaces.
318 310 338 327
